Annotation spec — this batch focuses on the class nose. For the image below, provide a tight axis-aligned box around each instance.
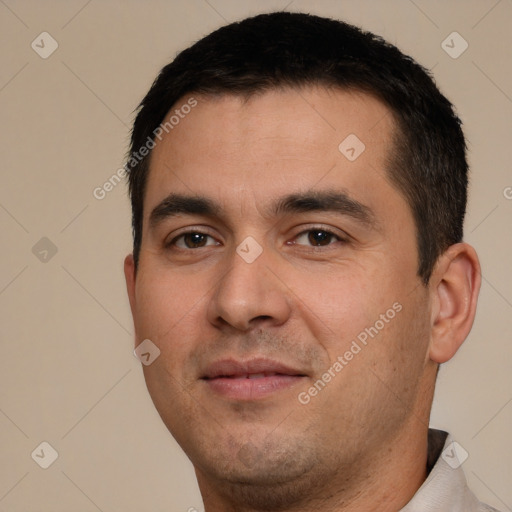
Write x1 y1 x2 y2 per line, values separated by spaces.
207 243 292 332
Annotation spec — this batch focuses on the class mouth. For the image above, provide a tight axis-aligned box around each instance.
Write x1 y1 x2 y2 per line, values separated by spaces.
201 358 307 400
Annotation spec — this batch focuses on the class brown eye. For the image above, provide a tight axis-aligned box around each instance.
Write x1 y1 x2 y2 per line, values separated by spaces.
294 229 342 247
183 233 208 248
308 230 334 246
170 232 218 249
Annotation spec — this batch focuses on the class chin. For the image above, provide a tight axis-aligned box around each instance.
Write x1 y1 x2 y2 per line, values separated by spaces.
197 450 328 511
196 433 320 486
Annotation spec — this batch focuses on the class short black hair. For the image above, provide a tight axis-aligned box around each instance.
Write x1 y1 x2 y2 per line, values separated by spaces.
126 11 468 284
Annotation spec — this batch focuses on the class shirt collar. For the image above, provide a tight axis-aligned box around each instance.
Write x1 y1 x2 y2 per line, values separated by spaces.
399 429 484 512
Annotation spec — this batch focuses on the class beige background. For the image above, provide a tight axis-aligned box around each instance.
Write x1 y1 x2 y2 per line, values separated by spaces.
0 0 511 510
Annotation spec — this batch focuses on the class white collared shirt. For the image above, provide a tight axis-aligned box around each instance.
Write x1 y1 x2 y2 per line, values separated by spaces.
400 430 501 512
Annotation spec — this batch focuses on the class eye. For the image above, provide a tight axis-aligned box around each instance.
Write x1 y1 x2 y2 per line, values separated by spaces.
169 231 219 249
292 228 345 247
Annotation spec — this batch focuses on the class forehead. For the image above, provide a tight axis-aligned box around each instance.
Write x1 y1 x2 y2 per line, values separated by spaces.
144 87 401 219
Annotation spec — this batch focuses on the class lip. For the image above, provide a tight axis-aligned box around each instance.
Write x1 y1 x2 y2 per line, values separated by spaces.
201 358 307 400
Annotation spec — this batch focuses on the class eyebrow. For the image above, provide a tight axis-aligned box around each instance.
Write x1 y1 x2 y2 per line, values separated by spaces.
149 194 221 228
149 190 377 230
273 190 376 229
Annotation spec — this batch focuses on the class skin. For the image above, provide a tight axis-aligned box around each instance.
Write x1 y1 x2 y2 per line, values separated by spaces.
124 86 481 511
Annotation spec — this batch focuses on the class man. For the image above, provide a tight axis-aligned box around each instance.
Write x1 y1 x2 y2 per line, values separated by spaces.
123 11 498 511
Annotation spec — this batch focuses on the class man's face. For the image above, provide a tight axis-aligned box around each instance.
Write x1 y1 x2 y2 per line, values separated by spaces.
125 87 434 497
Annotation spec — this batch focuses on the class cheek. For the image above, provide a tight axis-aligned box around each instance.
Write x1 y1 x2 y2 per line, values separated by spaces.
391 290 431 360
287 263 395 348
133 265 206 350
290 260 425 385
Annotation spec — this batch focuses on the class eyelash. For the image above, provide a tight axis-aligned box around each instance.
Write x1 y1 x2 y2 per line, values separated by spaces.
166 226 348 250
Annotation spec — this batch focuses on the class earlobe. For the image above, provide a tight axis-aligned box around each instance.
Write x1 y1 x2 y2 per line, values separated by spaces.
429 243 481 364
124 253 137 318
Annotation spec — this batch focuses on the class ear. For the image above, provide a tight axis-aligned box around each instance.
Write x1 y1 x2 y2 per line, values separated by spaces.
429 243 481 364
124 253 137 320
